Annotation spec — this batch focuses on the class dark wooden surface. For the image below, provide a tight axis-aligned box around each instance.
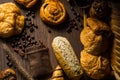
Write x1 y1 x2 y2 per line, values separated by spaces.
0 0 84 80
0 0 119 80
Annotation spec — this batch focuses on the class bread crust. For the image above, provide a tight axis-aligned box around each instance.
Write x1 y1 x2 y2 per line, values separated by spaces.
52 36 83 80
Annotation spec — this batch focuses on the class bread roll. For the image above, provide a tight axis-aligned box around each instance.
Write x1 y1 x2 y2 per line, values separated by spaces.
52 36 83 80
40 0 66 25
80 50 110 79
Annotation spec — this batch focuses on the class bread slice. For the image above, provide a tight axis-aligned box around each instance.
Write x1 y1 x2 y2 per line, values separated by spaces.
52 36 83 80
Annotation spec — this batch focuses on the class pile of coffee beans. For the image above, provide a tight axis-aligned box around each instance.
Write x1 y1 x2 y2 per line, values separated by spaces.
6 10 44 57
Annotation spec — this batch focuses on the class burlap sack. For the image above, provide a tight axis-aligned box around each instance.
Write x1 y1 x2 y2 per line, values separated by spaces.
25 45 52 80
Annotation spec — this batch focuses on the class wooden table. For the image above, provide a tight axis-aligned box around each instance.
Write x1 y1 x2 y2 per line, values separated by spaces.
0 0 119 80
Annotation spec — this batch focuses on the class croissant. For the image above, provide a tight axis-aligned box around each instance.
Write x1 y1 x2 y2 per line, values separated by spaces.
40 0 66 25
80 14 109 55
80 50 110 79
0 2 24 38
0 68 16 80
15 0 37 8
50 65 64 80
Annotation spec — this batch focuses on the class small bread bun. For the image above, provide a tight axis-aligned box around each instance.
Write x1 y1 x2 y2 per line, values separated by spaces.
52 36 83 80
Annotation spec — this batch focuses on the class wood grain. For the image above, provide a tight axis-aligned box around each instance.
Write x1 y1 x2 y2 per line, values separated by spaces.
0 0 119 80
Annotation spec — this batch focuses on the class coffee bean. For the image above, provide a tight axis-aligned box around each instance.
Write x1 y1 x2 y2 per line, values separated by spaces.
6 55 11 61
32 14 35 18
7 62 13 67
31 37 35 40
34 25 38 29
48 29 51 33
74 26 79 30
30 27 34 33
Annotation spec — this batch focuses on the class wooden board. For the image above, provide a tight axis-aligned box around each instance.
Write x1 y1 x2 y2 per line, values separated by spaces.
0 0 119 80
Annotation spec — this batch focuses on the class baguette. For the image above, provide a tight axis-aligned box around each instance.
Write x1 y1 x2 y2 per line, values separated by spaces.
52 36 83 80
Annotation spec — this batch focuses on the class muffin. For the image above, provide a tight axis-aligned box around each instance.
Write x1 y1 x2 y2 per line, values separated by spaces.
0 2 24 38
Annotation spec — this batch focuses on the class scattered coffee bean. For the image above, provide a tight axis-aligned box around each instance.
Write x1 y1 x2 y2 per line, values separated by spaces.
34 25 38 29
30 27 34 33
7 62 13 67
74 26 79 30
70 7 74 11
6 55 11 61
48 29 51 33
31 37 35 40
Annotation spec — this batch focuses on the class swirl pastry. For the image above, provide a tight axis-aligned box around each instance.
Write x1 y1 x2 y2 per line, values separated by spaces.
15 0 37 8
0 2 24 38
80 50 110 79
40 0 66 25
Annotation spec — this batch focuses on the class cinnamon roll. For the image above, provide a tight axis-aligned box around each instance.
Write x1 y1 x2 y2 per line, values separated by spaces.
40 0 66 25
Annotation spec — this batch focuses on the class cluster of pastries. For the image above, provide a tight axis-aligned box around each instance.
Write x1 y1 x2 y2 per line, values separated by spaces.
0 2 24 38
80 0 112 79
0 0 67 38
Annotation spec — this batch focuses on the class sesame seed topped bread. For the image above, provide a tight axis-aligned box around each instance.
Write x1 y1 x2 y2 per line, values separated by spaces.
52 36 83 80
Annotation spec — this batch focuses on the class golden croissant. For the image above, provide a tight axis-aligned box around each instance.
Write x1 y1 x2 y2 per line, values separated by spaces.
0 2 24 38
40 0 66 25
15 0 37 8
50 65 64 80
0 68 16 80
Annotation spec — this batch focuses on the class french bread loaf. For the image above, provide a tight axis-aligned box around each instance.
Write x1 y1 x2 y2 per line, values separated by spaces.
52 36 83 80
